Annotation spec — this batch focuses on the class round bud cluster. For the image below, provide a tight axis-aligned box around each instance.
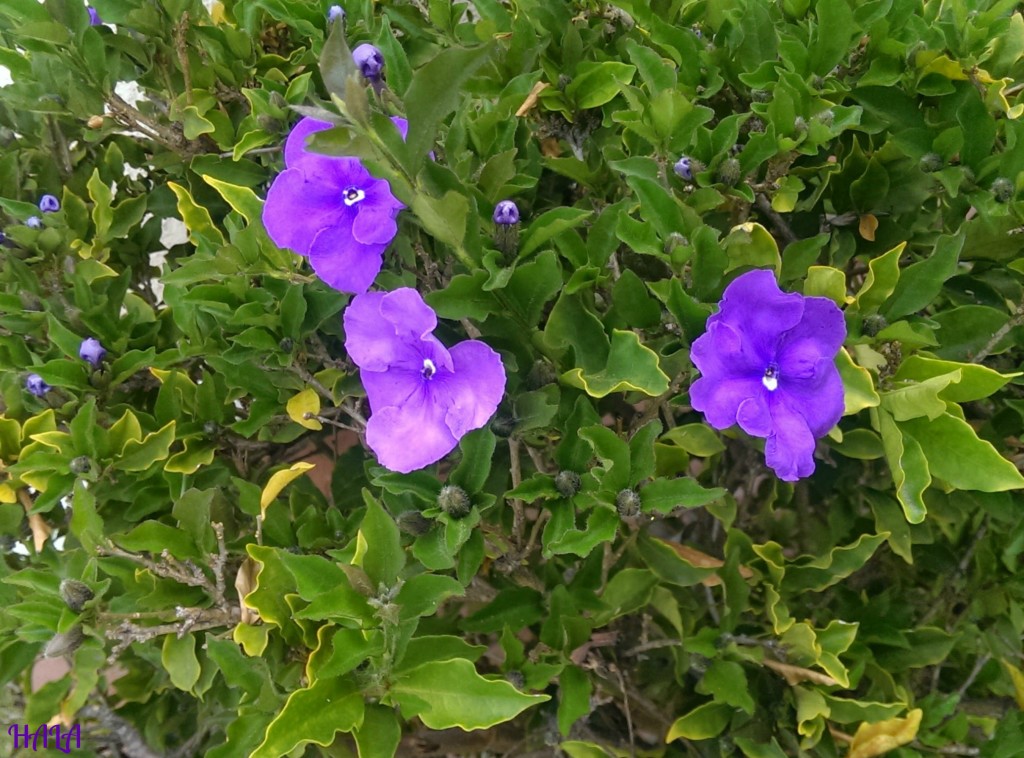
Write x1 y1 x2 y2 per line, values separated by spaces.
437 485 471 519
750 89 771 103
794 116 808 133
554 470 582 498
59 579 95 612
919 152 943 173
992 177 1015 204
505 670 526 689
716 157 741 186
69 456 92 475
489 412 517 438
815 109 835 127
615 488 641 518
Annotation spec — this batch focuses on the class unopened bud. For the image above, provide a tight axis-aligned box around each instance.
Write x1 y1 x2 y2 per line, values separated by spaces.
87 115 105 129
919 152 942 173
993 177 1015 203
278 337 293 352
505 670 526 689
716 157 741 187
352 43 384 82
69 456 92 475
815 109 834 127
59 579 95 612
616 488 642 518
490 412 517 438
44 626 84 658
750 89 771 103
437 485 471 519
554 470 582 498
396 510 431 536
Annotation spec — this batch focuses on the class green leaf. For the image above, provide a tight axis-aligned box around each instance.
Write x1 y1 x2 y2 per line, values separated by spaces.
404 44 493 173
113 421 175 472
808 0 856 74
804 265 848 305
781 533 888 593
557 665 592 735
566 62 636 109
449 428 496 493
660 424 725 456
354 704 401 758
519 207 592 258
876 408 930 524
667 701 733 741
359 492 405 588
200 175 264 226
698 660 755 713
884 233 962 319
561 330 670 398
69 480 102 553
900 412 1024 492
162 633 201 692
411 191 470 255
893 355 1017 403
116 521 201 561
722 223 781 273
837 348 881 415
881 371 960 421
543 505 619 558
640 477 725 513
251 677 364 758
395 574 464 619
854 242 904 314
392 658 549 731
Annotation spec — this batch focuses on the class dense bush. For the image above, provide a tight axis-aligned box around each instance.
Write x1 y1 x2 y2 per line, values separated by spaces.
3 0 1024 755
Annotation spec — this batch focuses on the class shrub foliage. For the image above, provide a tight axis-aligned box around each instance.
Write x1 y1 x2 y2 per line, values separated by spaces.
2 0 1024 755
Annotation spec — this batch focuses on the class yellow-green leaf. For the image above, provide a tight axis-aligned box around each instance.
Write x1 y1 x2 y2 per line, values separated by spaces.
162 633 201 692
286 388 322 430
837 348 880 415
260 462 316 517
848 709 922 758
666 701 733 741
251 676 364 758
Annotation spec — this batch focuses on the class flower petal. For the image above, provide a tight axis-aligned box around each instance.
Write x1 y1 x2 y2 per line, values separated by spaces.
391 116 409 141
737 394 772 437
284 117 333 169
780 357 845 437
308 224 385 294
352 209 398 245
361 367 422 415
344 289 451 373
263 169 345 254
764 394 818 481
690 375 764 430
690 320 764 382
777 296 847 379
431 341 506 439
716 269 805 360
364 385 459 473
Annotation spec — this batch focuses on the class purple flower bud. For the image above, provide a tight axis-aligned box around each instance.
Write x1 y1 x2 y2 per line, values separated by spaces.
26 373 51 397
39 194 60 213
493 200 520 225
26 216 42 229
673 156 694 181
327 4 345 22
87 7 102 25
352 43 384 82
79 337 107 367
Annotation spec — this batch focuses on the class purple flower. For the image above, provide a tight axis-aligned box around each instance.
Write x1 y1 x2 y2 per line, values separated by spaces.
39 194 60 213
352 43 384 82
262 116 406 294
688 269 846 481
26 373 51 397
674 156 694 181
26 216 42 229
344 288 506 473
493 200 520 225
79 337 107 367
87 7 102 25
327 5 345 22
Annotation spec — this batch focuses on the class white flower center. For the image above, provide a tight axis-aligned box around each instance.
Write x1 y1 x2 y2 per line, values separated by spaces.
762 363 779 392
421 359 436 380
343 187 365 206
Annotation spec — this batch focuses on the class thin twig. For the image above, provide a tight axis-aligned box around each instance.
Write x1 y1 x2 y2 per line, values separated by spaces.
508 437 525 547
755 193 798 246
973 301 1024 363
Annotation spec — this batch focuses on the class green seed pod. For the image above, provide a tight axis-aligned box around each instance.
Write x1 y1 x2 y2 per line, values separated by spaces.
59 579 95 613
993 177 1015 203
554 470 582 498
396 510 431 536
616 488 642 518
44 625 84 658
919 152 943 173
716 157 741 187
437 485 471 519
